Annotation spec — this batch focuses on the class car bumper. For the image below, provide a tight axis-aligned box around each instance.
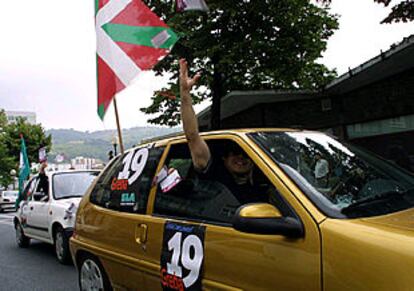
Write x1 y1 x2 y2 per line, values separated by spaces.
0 202 16 210
64 227 74 238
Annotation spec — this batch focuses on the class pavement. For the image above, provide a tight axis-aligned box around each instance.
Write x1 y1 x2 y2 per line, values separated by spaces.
0 211 78 291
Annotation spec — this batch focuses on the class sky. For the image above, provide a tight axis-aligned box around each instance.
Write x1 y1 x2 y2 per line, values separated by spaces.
0 0 412 132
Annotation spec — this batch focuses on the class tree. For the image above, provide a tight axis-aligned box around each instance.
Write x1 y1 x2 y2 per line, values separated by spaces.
374 0 414 23
319 0 414 23
3 117 52 171
0 110 14 188
0 109 7 130
141 0 339 128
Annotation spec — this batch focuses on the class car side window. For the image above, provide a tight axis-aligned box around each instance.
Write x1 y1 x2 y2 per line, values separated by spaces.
153 141 290 225
36 173 49 196
23 178 38 202
90 146 164 214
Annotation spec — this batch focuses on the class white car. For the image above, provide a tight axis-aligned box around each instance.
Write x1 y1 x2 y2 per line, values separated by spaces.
0 190 18 212
14 170 100 264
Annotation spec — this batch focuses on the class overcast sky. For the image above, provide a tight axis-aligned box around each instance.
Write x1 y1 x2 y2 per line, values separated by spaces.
0 0 412 132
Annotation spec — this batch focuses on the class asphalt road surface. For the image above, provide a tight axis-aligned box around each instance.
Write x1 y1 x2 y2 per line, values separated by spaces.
0 210 78 291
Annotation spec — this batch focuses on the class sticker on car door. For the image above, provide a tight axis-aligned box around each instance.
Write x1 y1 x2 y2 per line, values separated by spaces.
160 221 205 291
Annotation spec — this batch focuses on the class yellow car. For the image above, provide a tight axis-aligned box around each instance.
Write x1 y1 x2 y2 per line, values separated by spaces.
70 129 414 291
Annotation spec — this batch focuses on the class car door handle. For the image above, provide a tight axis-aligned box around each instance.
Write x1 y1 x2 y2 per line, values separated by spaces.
30 206 33 210
135 224 148 245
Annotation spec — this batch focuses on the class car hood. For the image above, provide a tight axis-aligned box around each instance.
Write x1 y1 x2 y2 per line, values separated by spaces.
321 209 414 290
360 207 414 233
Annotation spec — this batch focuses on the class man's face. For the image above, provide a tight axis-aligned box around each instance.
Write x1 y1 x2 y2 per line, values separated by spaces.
223 151 253 176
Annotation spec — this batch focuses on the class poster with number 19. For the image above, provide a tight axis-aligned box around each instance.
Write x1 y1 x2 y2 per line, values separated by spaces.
160 222 205 290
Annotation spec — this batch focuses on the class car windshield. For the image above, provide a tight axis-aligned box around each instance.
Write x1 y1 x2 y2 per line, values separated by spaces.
251 131 414 218
53 172 99 199
3 191 18 198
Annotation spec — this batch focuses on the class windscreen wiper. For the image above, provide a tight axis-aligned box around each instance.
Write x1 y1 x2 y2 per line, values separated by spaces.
341 190 407 214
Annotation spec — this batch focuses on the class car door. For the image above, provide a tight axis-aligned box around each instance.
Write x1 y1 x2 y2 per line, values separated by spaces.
21 177 40 236
141 137 322 290
28 174 51 238
84 145 164 290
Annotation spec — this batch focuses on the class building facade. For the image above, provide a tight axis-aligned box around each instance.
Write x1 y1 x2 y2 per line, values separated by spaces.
6 111 37 125
198 35 414 171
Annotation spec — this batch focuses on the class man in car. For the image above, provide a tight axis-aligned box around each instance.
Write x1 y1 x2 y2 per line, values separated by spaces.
36 161 49 196
179 59 267 204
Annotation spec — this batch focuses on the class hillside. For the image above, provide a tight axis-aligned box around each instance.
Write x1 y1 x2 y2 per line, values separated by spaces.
47 126 180 162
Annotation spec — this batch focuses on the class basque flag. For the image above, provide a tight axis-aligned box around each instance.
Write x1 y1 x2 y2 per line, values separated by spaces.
95 0 179 119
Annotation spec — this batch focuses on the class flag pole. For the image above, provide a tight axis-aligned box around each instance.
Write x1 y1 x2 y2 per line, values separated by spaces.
113 96 125 155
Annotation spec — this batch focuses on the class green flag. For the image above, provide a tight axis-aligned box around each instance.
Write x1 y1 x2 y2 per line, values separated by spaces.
16 137 30 207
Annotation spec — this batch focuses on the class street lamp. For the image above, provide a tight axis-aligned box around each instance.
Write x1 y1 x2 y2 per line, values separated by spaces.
111 136 118 156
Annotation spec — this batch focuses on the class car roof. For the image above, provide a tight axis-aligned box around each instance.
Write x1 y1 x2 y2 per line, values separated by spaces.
45 169 100 178
139 128 307 148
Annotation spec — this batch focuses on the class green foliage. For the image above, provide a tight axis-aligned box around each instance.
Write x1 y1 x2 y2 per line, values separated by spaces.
375 0 414 23
0 109 7 130
319 0 414 23
140 0 339 126
0 110 14 187
0 140 14 188
3 117 52 170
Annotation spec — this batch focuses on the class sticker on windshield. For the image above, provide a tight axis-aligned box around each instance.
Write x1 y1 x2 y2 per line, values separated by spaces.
160 222 205 291
153 166 182 192
111 178 128 191
160 169 182 193
117 148 149 185
120 192 135 206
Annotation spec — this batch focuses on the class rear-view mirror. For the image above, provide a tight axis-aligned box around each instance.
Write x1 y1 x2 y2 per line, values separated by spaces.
232 203 304 238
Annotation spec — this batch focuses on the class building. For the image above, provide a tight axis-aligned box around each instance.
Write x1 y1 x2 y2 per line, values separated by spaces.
6 111 37 125
198 34 414 171
71 156 99 170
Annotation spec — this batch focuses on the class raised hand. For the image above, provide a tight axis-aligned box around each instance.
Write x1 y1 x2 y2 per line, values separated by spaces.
179 58 201 96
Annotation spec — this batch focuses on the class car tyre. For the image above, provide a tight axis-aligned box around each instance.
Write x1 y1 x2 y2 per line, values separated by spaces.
78 255 112 291
15 222 30 248
54 226 71 264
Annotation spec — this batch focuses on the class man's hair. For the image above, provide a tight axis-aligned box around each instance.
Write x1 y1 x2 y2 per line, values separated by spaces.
222 141 245 158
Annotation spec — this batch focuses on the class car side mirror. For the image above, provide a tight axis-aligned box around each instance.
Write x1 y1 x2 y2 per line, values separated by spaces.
232 203 304 238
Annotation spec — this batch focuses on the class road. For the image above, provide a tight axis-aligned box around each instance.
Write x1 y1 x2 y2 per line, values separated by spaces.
0 211 78 291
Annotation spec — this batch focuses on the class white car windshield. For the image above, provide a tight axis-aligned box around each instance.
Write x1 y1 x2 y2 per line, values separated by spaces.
251 131 414 218
3 191 18 198
53 172 99 199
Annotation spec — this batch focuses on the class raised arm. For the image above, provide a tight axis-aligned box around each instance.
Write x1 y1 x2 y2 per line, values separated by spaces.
179 59 211 170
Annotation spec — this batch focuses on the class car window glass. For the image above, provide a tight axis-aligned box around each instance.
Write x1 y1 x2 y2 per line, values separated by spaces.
251 131 414 218
36 173 49 196
90 146 164 213
90 157 120 207
23 178 38 202
153 141 289 225
53 172 99 199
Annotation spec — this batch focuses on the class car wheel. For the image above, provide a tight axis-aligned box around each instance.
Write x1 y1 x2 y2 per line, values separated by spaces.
15 222 30 248
54 227 71 264
79 255 112 291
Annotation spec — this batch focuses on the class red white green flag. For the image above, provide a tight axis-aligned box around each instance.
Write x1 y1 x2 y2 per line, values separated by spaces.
95 0 179 119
